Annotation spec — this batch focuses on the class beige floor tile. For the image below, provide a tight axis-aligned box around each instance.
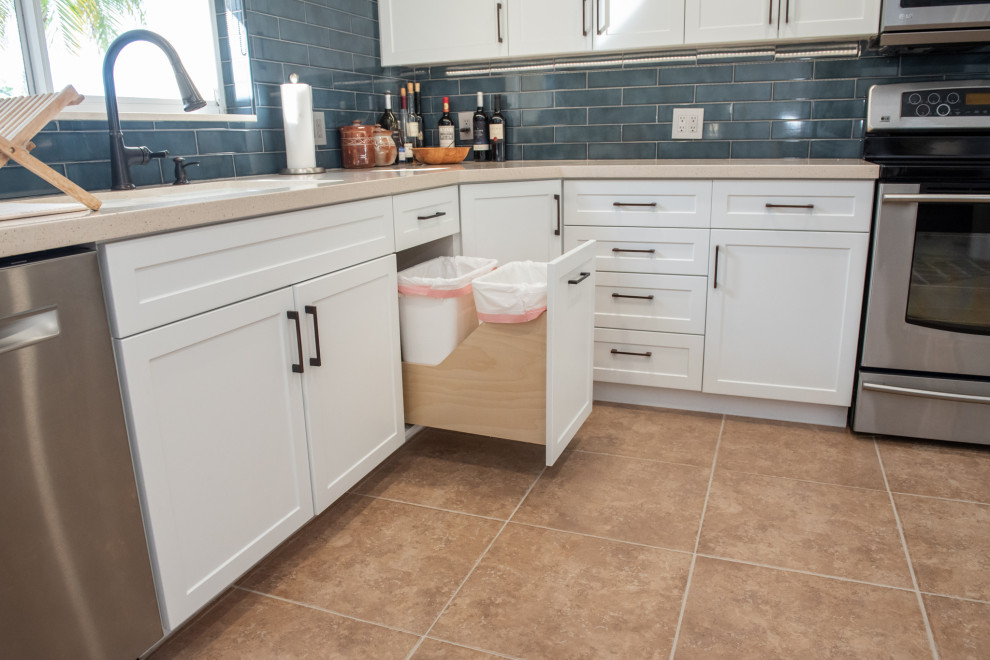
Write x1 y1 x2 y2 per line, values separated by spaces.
239 495 501 633
924 594 990 660
675 557 932 659
699 470 913 587
879 439 990 504
570 403 720 466
353 429 545 519
413 639 504 659
718 417 884 489
513 450 710 550
432 523 690 659
149 589 417 659
896 494 990 600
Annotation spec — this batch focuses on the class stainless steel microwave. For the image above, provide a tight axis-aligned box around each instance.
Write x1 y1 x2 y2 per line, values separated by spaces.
881 0 990 46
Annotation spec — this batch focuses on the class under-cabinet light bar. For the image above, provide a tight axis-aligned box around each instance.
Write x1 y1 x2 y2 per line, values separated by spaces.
775 44 861 59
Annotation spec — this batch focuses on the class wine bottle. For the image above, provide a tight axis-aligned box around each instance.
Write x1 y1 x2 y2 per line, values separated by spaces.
489 93 506 162
404 82 421 150
379 92 402 155
438 96 455 148
398 87 409 163
472 91 490 162
413 82 425 148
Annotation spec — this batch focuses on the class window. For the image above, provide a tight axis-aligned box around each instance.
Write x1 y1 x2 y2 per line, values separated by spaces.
0 0 236 117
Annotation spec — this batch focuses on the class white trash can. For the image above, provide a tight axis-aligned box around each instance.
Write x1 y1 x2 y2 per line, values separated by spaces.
472 261 548 323
397 256 497 365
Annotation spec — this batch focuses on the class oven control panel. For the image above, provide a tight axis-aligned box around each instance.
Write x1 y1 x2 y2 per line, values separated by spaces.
868 80 990 132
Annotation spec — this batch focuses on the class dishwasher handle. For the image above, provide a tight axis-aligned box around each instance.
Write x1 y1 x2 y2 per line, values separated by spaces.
0 307 60 356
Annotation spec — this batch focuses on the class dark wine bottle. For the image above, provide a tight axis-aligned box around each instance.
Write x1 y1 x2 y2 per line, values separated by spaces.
438 96 455 148
413 82 425 148
489 94 506 162
404 82 421 150
379 92 401 153
472 91 490 162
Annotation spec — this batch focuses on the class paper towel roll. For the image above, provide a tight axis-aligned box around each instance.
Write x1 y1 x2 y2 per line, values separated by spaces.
281 78 317 170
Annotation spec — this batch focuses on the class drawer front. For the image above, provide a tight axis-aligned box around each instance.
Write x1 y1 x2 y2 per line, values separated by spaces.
594 328 703 391
393 185 460 251
101 197 395 338
712 180 873 232
565 226 709 276
564 180 712 228
595 272 707 334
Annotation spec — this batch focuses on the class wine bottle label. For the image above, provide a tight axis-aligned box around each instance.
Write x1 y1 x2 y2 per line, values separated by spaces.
406 121 420 138
489 125 505 140
439 125 455 147
473 144 490 151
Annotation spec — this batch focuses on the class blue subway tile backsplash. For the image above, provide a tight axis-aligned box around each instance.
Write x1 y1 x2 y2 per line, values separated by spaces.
5 0 990 199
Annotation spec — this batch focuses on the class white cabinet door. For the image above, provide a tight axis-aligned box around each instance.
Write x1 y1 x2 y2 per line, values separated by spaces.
116 288 313 631
460 180 563 264
508 0 591 57
684 0 778 44
295 256 405 514
703 229 869 406
546 240 597 465
379 0 507 65
779 0 881 39
594 0 685 51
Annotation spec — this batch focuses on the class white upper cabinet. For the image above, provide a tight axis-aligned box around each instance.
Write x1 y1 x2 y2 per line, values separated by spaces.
685 0 880 45
379 0 507 66
594 0 685 51
508 0 590 58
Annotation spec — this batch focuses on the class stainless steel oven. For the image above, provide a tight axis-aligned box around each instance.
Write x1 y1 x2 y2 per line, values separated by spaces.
881 0 990 46
854 80 990 445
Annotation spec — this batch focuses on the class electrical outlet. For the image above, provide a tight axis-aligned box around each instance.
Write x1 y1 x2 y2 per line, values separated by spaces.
671 108 704 140
457 112 473 140
312 111 327 146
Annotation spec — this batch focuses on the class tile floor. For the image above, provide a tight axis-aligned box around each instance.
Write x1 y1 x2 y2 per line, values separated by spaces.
150 403 990 659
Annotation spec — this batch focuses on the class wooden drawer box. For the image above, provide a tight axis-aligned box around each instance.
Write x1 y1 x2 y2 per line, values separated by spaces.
594 328 703 391
595 272 707 335
392 185 460 251
564 180 712 228
565 226 710 276
712 180 873 232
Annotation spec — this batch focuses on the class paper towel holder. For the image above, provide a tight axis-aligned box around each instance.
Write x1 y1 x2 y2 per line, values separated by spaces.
280 72 326 175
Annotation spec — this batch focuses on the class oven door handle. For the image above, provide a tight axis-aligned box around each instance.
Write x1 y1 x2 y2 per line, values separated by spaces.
863 382 990 405
882 193 990 204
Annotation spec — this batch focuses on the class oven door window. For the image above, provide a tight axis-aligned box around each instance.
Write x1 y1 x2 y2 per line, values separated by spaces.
907 201 990 335
899 0 990 7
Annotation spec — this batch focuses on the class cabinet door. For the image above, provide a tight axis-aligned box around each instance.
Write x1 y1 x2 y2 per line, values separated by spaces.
295 256 404 514
779 0 881 40
460 180 563 264
379 0 507 66
116 288 313 631
508 0 591 57
684 0 778 45
703 230 869 406
594 0 685 51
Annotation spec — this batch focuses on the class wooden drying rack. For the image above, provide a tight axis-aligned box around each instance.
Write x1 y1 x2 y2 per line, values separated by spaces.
0 85 102 211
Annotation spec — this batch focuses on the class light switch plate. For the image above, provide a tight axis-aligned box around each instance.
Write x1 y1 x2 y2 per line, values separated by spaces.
313 111 327 146
457 112 473 140
672 108 704 140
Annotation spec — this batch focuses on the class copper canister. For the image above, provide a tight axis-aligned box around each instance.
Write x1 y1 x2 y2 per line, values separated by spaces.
373 125 397 166
340 120 374 169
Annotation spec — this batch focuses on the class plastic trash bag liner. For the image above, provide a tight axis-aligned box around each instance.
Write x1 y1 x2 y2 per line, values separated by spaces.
472 261 548 323
397 256 498 298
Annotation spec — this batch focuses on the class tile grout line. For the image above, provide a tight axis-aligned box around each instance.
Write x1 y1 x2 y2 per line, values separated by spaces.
509 520 695 556
891 490 990 508
421 635 523 660
571 447 717 471
668 415 725 660
403 465 548 660
873 437 940 660
716 465 888 494
349 492 509 523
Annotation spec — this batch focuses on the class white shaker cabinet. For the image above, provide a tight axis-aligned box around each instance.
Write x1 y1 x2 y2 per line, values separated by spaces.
703 229 869 406
594 0 685 51
115 288 314 631
779 0 882 40
460 180 563 264
379 0 507 66
685 0 880 45
507 0 590 58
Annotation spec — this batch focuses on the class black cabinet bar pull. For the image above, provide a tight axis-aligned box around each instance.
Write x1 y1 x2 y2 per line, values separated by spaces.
304 305 322 367
769 0 773 24
613 202 658 207
611 348 653 358
612 247 656 254
765 203 814 209
554 193 561 236
287 310 304 374
582 0 588 36
713 245 719 290
568 271 591 285
611 293 655 300
417 211 446 221
785 0 790 23
497 3 503 43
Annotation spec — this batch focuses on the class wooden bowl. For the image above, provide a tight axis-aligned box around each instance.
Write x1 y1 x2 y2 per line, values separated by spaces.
412 147 471 165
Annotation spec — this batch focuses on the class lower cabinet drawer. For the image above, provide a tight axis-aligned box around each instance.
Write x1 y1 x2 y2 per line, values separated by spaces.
596 272 707 334
392 185 460 251
565 226 710 276
593 328 703 391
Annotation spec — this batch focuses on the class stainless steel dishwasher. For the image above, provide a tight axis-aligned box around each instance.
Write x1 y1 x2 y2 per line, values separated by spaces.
0 247 163 659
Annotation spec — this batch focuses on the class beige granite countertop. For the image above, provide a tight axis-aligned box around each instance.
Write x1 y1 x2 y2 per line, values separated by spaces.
0 159 878 258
